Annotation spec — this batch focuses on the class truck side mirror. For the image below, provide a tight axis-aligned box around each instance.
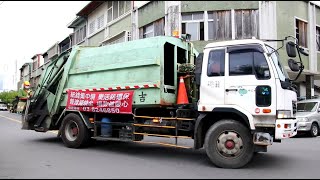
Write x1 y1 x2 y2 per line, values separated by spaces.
286 41 297 58
288 59 300 72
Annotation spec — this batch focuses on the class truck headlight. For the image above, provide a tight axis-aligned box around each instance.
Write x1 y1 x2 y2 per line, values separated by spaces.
277 110 292 119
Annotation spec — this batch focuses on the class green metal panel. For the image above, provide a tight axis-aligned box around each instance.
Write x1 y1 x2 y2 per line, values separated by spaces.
181 1 259 12
88 30 105 46
47 36 194 114
109 15 131 37
276 1 309 70
138 1 165 28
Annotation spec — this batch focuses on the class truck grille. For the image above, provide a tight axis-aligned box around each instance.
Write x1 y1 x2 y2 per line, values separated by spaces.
292 101 297 115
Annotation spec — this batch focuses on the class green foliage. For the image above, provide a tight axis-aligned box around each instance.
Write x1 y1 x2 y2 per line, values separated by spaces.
0 90 19 104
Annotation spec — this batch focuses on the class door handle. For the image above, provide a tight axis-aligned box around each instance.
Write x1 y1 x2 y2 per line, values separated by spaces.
226 88 238 92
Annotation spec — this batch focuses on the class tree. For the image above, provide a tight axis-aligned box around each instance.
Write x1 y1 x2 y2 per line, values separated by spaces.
0 90 19 104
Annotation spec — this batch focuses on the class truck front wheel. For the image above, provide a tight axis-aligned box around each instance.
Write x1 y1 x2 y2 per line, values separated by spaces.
204 119 254 169
61 113 91 148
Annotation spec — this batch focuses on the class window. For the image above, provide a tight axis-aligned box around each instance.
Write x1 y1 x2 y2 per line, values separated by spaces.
107 1 113 23
143 23 154 38
89 20 95 35
97 15 104 30
256 86 271 107
234 10 259 39
253 52 270 79
32 60 37 71
182 12 204 41
101 31 131 46
113 1 119 19
75 25 86 44
296 18 308 48
229 51 253 76
316 26 320 51
229 50 270 79
107 1 131 23
139 18 165 39
208 11 232 41
119 1 125 15
207 49 225 76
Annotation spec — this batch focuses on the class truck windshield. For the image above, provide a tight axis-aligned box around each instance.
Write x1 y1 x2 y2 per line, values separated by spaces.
265 45 289 82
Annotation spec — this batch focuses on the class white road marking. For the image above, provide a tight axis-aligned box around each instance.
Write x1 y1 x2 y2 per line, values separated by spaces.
0 114 21 124
0 114 58 135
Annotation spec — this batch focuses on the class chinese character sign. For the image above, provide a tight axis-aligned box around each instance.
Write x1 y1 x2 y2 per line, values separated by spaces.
66 90 134 114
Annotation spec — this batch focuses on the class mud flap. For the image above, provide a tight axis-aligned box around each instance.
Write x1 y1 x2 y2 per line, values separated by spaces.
21 100 31 130
17 101 26 113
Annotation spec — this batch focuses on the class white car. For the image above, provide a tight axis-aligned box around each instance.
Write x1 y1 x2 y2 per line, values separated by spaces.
296 99 320 137
0 104 7 111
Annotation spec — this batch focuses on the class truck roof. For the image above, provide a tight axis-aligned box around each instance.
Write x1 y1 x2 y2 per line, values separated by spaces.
204 38 265 49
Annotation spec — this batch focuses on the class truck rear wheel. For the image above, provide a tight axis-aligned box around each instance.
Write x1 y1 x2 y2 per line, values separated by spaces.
61 113 91 148
204 119 254 169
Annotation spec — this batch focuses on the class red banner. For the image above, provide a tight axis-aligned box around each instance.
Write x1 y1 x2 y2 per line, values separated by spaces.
66 90 134 114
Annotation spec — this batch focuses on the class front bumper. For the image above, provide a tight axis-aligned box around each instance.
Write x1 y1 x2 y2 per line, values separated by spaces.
297 121 312 131
275 119 298 139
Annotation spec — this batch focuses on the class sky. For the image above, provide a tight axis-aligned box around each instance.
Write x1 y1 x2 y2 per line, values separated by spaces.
0 1 91 91
0 1 90 66
0 1 149 91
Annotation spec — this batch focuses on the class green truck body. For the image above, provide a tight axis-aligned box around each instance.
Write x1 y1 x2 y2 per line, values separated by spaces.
33 36 196 116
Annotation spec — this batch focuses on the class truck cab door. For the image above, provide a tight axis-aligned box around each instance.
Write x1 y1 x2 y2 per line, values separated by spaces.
224 45 276 116
199 48 226 110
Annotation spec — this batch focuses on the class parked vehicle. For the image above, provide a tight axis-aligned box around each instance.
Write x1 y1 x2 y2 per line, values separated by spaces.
296 99 320 137
0 103 7 111
22 35 306 168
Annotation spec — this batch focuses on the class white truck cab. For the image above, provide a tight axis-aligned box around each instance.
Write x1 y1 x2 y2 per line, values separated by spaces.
198 38 302 145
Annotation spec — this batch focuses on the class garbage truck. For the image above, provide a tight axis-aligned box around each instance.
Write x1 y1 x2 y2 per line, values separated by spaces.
22 35 306 168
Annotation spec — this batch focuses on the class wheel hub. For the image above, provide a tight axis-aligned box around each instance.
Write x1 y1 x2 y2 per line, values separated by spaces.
65 120 79 141
217 131 243 157
225 140 235 149
72 127 78 136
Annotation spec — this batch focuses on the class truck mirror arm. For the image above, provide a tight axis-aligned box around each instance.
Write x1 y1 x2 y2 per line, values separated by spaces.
290 42 305 82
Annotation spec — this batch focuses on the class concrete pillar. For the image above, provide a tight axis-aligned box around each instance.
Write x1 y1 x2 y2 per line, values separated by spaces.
306 75 314 99
259 1 277 48
165 1 181 37
308 3 317 72
131 4 139 40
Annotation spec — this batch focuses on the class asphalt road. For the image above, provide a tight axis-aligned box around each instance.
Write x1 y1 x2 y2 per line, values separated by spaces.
0 111 319 179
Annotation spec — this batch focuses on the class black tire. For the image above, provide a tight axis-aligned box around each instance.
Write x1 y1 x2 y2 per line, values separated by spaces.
204 119 254 169
309 123 319 137
61 113 91 148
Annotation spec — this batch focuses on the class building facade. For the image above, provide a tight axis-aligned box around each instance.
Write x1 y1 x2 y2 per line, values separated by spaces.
18 62 32 90
30 54 44 89
20 1 320 100
67 1 320 99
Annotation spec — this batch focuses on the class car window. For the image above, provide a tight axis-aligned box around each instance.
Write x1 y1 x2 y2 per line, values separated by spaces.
297 102 318 112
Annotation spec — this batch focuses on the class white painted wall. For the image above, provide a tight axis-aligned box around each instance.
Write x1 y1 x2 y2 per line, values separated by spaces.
87 2 108 37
